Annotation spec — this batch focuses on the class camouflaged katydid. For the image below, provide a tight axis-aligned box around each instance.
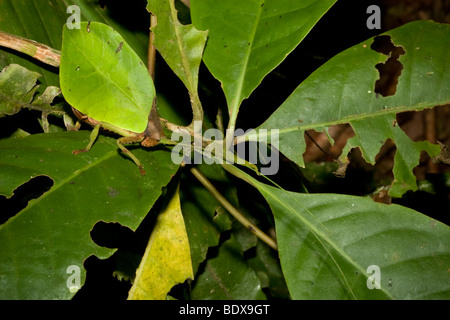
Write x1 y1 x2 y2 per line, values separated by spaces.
60 21 163 175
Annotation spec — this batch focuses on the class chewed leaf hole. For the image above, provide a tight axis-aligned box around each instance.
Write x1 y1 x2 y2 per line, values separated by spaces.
90 221 136 250
371 35 406 97
0 175 54 225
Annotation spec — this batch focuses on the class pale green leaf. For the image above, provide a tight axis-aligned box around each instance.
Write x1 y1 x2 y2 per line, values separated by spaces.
60 22 155 133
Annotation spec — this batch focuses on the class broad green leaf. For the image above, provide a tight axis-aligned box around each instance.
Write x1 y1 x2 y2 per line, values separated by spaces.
0 131 178 299
128 185 193 300
147 0 207 122
60 22 155 133
190 0 337 131
190 235 266 300
226 165 450 300
255 20 449 197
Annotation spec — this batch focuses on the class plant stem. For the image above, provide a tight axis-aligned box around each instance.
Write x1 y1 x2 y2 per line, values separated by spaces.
0 31 60 67
216 106 225 136
188 91 204 131
148 13 157 79
147 13 167 142
189 166 278 251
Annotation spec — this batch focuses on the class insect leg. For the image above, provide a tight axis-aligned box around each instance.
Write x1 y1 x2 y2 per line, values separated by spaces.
117 136 146 175
72 124 100 154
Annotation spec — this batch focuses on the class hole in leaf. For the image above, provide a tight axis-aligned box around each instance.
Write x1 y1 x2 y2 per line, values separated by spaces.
370 35 406 97
72 255 131 300
90 221 137 250
0 175 54 225
175 0 192 25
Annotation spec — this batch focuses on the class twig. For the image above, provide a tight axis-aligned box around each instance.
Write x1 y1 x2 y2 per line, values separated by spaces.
424 108 438 173
148 13 157 79
0 31 60 67
189 166 278 251
305 130 331 158
216 106 225 135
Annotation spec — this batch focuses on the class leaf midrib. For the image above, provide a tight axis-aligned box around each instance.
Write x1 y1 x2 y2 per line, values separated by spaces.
227 2 263 133
261 184 395 299
169 0 196 93
67 28 143 114
223 164 380 298
0 148 117 229
242 101 445 142
228 166 395 300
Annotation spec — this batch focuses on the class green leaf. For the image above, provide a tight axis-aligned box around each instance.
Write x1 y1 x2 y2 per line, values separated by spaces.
0 64 62 115
128 184 193 300
0 64 41 116
0 131 178 299
0 64 65 133
190 0 337 131
247 241 290 299
181 185 223 274
255 20 449 197
180 164 235 274
227 165 450 300
190 235 266 300
31 86 63 112
147 0 207 108
60 21 155 133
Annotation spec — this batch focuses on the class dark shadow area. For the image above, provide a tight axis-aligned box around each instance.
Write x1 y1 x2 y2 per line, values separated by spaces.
394 173 450 226
90 221 137 250
0 175 53 225
96 0 150 33
72 255 132 301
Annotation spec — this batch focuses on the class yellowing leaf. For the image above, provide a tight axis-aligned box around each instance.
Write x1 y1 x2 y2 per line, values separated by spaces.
128 185 193 300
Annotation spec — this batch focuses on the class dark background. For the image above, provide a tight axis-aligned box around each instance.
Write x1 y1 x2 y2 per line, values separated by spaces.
0 0 448 300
